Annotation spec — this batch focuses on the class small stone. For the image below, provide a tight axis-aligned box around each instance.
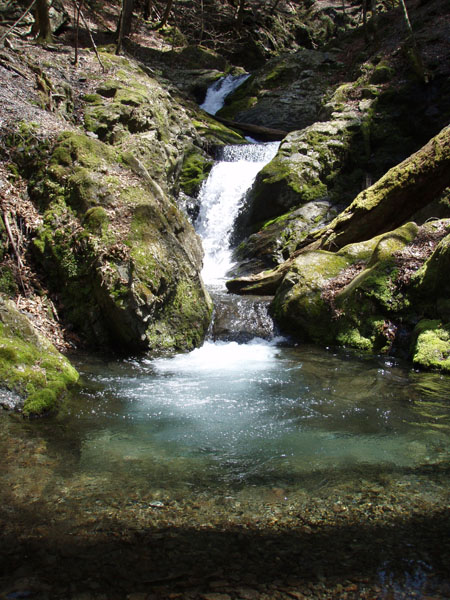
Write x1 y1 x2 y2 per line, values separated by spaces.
236 588 260 600
201 594 232 600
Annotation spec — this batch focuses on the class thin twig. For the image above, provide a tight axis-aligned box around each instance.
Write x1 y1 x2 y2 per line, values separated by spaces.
2 209 28 295
79 8 105 71
2 210 24 270
0 0 37 45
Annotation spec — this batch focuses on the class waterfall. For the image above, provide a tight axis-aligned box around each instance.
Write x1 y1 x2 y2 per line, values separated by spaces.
200 73 250 115
196 142 279 287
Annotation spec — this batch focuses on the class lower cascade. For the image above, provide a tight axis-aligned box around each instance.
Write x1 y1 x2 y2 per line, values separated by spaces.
195 141 279 341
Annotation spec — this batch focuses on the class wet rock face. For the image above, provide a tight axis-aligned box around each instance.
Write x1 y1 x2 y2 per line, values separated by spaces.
209 290 276 343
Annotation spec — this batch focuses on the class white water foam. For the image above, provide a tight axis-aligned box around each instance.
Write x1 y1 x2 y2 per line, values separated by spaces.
196 142 279 285
152 338 279 374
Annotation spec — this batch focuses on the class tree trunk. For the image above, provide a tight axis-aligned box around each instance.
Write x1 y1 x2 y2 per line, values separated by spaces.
116 0 134 54
316 125 450 251
236 0 245 28
399 0 428 82
34 0 52 42
152 0 174 30
142 0 152 20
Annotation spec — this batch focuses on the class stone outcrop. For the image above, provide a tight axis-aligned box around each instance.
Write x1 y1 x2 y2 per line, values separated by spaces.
271 220 450 367
7 52 215 356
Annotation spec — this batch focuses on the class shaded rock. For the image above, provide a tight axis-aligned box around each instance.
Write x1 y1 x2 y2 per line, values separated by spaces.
217 49 340 131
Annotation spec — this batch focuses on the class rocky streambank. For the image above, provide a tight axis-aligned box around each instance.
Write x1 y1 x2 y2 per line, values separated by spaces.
223 0 450 372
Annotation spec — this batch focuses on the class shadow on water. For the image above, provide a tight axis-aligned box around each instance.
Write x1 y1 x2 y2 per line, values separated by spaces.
0 490 449 599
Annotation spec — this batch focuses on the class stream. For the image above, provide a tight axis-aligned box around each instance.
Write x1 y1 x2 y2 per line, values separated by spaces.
0 78 449 599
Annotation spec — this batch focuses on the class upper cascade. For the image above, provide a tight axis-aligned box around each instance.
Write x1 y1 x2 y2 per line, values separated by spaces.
200 73 250 115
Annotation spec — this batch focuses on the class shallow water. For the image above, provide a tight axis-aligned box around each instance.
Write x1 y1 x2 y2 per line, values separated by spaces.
4 342 448 500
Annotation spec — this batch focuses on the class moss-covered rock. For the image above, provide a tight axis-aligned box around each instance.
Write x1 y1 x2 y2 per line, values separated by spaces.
0 295 79 416
271 223 421 354
216 49 340 131
411 320 450 372
271 250 350 344
179 148 213 197
24 128 212 354
237 114 364 233
231 200 336 277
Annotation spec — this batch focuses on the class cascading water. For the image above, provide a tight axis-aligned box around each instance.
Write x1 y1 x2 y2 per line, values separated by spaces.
200 73 250 115
196 142 279 287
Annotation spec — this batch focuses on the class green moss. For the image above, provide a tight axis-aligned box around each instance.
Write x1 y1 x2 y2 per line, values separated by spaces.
83 206 109 234
336 327 373 351
0 297 79 416
51 132 117 171
179 150 213 196
370 62 395 84
0 265 17 296
82 93 104 104
217 96 258 119
411 320 450 372
192 119 246 145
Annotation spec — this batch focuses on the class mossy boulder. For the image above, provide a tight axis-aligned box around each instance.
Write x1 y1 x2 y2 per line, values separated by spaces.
410 231 450 320
82 52 204 195
27 130 212 354
271 250 350 344
230 200 337 277
411 320 450 372
237 114 364 234
271 223 421 354
0 295 79 416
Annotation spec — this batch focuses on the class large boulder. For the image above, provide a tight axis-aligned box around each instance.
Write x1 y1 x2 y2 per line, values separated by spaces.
271 220 450 370
28 130 212 354
217 49 340 131
6 52 215 355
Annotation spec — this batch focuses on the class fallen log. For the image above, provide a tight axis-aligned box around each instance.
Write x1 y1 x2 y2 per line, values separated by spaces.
213 115 288 142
